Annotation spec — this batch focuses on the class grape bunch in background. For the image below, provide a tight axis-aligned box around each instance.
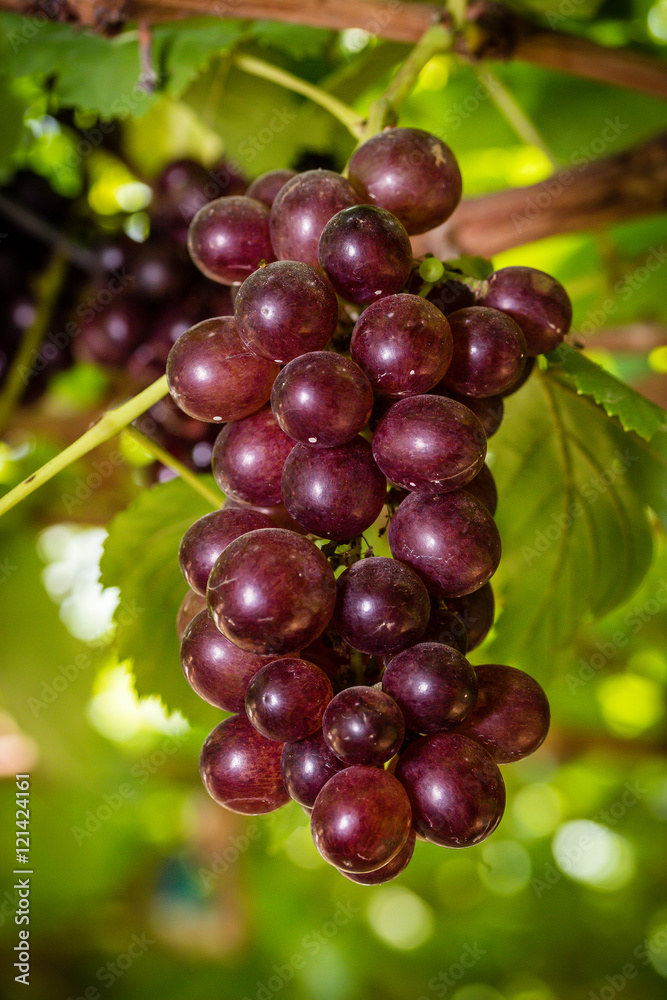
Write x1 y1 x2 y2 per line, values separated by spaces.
171 128 560 884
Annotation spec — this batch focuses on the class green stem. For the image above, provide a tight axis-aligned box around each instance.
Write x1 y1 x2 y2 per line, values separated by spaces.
0 375 169 519
125 426 221 509
231 53 365 139
361 23 454 141
0 252 68 438
475 66 559 169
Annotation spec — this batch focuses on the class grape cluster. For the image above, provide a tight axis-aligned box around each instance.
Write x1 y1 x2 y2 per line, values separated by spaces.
171 128 558 883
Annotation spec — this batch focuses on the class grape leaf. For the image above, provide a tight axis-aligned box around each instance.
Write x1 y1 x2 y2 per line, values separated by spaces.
480 372 657 675
100 477 222 727
546 344 667 442
250 22 334 60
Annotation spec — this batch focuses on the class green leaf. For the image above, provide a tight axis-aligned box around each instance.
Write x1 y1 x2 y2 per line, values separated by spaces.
481 372 656 674
546 344 667 442
153 19 246 98
100 478 221 726
250 22 334 60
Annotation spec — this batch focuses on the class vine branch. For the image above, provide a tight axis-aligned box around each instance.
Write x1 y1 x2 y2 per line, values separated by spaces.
0 374 169 518
417 131 667 259
5 0 667 100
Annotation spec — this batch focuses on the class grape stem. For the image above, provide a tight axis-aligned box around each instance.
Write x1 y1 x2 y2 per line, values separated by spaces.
473 66 559 169
124 426 222 509
0 374 169 519
360 22 453 141
231 53 365 139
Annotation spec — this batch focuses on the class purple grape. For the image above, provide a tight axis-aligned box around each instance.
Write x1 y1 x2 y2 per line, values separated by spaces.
454 664 550 762
178 507 273 595
480 266 572 356
234 260 339 363
132 243 185 300
499 355 535 397
200 714 289 814
246 169 297 206
382 642 478 734
281 435 386 541
269 169 360 268
207 527 337 654
322 686 405 766
180 610 275 711
338 830 416 884
434 386 504 439
426 278 476 315
394 733 505 847
421 600 468 654
388 490 501 598
350 293 453 397
441 307 527 398
222 495 307 534
318 205 412 304
245 658 333 742
347 127 462 235
75 296 145 366
333 556 430 656
176 589 207 640
310 765 412 872
166 316 279 423
211 406 295 506
299 629 353 683
445 583 495 652
372 394 487 494
280 730 347 808
463 463 497 516
188 196 275 284
271 351 373 448
155 158 214 223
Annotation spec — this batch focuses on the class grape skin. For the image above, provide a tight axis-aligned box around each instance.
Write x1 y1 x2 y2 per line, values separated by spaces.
388 490 502 598
211 406 295 507
310 765 412 872
188 196 275 285
200 714 290 814
166 316 279 424
207 527 337 655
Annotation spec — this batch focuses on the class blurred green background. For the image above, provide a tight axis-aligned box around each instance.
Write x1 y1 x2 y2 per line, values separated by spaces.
0 3 666 999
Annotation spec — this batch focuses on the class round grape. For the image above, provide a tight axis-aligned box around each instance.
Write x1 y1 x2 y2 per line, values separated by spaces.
454 664 550 762
347 127 462 235
382 641 478 734
178 507 273 595
372 394 487 493
480 266 572 356
280 730 347 808
318 205 412 304
388 490 501 598
322 685 405 766
440 307 527 398
351 293 453 397
211 406 295 507
234 260 339 363
333 556 430 656
271 351 373 448
269 169 359 268
207 527 336 655
200 714 289 814
245 658 333 742
188 195 275 284
394 732 505 847
310 765 412 872
166 316 279 423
